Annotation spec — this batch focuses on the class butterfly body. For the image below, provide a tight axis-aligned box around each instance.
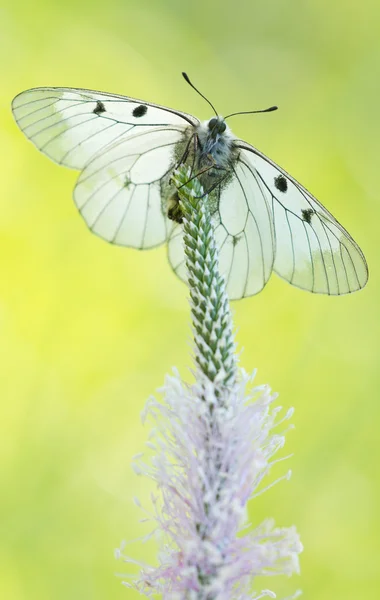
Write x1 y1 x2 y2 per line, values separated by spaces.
160 117 235 224
12 83 368 299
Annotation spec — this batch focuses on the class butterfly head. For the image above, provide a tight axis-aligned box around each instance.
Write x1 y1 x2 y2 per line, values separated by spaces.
198 117 232 145
208 117 227 139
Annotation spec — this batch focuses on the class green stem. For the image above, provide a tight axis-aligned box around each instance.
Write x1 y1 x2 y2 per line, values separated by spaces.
172 167 237 387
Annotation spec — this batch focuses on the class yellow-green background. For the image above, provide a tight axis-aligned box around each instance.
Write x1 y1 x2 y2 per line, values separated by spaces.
1 1 379 598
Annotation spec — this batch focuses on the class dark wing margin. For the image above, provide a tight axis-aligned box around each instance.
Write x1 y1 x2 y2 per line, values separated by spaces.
237 141 368 295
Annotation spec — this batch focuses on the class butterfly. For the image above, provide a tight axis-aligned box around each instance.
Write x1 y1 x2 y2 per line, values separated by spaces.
12 73 368 299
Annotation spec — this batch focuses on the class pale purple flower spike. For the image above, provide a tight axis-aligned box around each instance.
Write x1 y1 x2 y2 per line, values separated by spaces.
117 167 302 599
133 371 302 599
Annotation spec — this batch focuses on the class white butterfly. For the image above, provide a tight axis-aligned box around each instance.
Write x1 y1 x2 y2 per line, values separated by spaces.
12 73 368 299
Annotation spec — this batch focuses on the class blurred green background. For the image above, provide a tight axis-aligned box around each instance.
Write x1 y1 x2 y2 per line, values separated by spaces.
1 0 379 598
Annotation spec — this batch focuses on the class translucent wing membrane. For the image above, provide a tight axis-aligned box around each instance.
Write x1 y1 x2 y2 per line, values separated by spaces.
238 142 368 295
214 158 275 298
168 157 275 300
12 87 198 170
74 126 185 249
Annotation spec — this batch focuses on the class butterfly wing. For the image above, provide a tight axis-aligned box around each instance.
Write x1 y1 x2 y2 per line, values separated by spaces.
73 125 193 249
168 155 275 300
237 141 369 295
12 87 198 170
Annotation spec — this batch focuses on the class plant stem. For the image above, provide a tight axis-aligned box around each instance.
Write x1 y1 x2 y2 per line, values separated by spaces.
172 167 237 388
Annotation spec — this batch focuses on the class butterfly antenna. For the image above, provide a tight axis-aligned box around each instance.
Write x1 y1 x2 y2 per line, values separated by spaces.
182 72 218 117
224 106 278 120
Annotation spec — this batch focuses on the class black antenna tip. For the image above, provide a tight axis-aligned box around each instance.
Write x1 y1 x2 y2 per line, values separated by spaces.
181 72 219 117
268 106 278 112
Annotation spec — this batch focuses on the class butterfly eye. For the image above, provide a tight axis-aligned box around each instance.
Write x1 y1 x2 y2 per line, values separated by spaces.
208 118 217 130
219 121 226 133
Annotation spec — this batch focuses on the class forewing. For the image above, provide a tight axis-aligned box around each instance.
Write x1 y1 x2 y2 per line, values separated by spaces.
74 126 186 249
12 87 198 170
168 156 275 300
237 142 369 295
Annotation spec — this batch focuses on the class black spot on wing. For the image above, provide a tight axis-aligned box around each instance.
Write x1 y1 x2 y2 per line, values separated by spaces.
301 208 314 224
274 174 288 192
93 100 106 115
133 104 148 118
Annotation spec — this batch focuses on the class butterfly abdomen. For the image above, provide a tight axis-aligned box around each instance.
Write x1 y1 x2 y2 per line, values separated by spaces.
167 192 184 224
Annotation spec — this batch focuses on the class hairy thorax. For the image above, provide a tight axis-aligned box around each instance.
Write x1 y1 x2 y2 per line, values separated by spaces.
196 119 237 168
